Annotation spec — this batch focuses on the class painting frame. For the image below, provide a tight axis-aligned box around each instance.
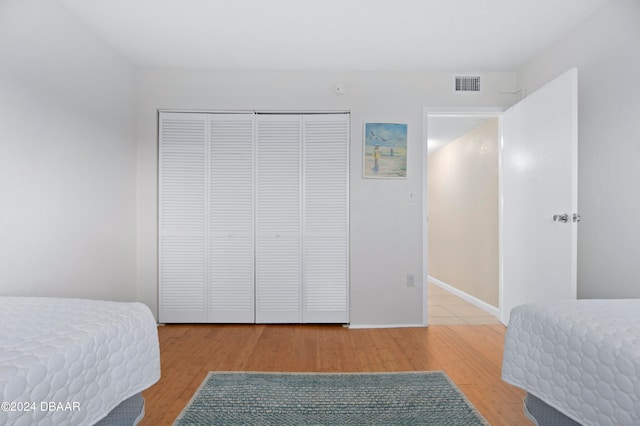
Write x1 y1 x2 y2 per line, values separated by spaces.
362 122 408 179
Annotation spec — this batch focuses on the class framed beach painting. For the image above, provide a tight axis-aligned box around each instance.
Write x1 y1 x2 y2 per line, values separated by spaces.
363 122 407 178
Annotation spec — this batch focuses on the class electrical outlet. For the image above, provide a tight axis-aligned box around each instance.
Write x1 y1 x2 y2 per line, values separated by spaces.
406 274 416 287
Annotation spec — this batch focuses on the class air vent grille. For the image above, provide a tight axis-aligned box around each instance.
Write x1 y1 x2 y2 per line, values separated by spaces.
455 75 481 92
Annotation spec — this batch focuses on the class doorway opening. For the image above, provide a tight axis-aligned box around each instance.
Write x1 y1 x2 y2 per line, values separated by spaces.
423 69 579 327
423 108 502 325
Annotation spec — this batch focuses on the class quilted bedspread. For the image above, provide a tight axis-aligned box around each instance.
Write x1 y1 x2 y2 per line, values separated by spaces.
0 297 160 426
502 299 640 426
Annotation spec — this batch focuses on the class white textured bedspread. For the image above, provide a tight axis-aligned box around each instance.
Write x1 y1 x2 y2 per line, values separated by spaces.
0 297 160 426
502 299 640 426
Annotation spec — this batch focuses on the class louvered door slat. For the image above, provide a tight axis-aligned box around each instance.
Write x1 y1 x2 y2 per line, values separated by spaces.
256 236 301 322
209 114 255 322
255 115 302 323
209 234 254 322
256 117 301 234
303 114 350 323
160 236 206 312
210 116 254 233
159 113 207 323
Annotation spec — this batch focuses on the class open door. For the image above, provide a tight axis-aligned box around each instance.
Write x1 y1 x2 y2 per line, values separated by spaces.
500 68 578 325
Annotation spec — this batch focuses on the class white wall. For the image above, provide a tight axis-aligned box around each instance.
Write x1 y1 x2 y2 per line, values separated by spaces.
0 0 138 300
518 0 640 298
137 69 517 325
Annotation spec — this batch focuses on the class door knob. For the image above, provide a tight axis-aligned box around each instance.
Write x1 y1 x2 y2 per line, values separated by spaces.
553 214 569 223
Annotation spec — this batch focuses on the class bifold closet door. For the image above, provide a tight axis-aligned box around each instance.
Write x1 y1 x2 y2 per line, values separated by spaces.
208 114 255 323
160 112 348 324
159 112 255 323
302 114 349 323
255 115 302 323
255 113 350 324
159 113 208 323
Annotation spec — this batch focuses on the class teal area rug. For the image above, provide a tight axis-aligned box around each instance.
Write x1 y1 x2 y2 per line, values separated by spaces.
174 371 489 425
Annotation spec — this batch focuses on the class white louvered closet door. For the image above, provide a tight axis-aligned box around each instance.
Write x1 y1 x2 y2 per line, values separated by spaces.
159 113 208 323
303 114 350 323
255 115 302 323
160 112 349 324
209 114 255 323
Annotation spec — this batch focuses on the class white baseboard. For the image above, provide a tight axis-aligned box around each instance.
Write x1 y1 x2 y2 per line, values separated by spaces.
348 323 426 329
427 276 499 318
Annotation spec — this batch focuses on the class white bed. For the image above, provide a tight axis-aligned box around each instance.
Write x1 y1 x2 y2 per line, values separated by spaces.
502 299 640 426
0 297 161 426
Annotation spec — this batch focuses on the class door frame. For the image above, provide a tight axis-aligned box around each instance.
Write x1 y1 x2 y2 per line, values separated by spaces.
422 106 504 326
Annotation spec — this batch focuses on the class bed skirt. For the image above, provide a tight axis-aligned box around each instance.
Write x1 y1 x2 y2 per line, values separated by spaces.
94 393 145 426
524 393 580 426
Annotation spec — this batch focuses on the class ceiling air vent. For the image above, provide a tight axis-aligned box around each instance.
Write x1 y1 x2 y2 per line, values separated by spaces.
455 75 481 92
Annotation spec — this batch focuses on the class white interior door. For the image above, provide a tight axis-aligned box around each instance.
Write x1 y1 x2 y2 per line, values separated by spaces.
501 68 578 325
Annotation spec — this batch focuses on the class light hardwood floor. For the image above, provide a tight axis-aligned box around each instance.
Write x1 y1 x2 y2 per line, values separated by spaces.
140 323 528 425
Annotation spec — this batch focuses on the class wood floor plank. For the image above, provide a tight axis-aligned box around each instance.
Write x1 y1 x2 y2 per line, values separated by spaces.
140 324 527 425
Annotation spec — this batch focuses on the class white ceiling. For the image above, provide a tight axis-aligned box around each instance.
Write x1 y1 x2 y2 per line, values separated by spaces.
57 0 609 71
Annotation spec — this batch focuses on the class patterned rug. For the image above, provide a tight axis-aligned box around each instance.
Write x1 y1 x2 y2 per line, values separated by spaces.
174 371 489 425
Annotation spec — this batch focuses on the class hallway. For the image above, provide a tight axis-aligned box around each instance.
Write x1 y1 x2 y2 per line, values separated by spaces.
427 282 500 325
